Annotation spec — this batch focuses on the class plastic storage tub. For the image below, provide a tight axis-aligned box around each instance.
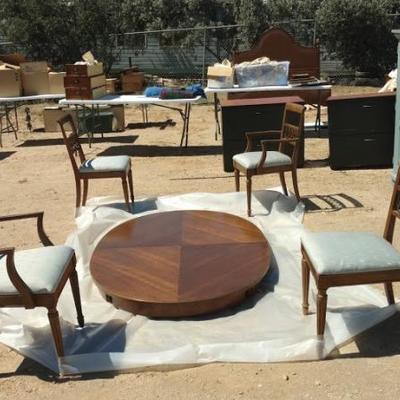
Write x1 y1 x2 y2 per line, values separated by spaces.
235 61 290 87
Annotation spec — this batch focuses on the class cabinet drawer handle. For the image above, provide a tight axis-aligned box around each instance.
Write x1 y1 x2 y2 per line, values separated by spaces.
364 138 376 142
362 105 373 108
254 112 262 116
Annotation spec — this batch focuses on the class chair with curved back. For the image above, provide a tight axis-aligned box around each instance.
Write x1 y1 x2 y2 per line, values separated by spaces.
233 102 305 216
301 165 400 336
58 114 134 212
0 211 84 359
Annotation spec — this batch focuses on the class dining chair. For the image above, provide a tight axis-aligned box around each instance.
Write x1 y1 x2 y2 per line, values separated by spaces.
232 103 305 217
301 165 400 336
0 211 84 358
58 114 134 212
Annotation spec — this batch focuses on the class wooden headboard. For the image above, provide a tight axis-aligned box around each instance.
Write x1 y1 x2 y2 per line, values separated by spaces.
232 27 320 79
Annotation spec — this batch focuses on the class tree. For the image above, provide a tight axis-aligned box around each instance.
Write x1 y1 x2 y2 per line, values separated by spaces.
316 0 397 76
0 0 124 71
265 0 323 45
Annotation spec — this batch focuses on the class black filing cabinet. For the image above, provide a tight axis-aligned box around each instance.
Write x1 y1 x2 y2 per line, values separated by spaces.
327 92 395 170
221 96 305 172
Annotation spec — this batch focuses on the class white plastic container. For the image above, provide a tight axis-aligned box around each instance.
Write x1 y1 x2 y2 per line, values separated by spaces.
235 61 290 87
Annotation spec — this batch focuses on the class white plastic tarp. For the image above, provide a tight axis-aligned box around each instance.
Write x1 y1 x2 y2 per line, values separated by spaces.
0 189 397 375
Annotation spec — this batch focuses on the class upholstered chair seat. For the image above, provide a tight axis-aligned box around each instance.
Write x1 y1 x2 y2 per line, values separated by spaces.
233 151 292 170
301 231 400 275
79 156 131 173
0 245 74 294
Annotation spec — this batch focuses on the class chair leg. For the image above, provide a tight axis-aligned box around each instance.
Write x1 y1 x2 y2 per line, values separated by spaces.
234 169 240 192
47 308 64 357
316 288 328 336
121 177 131 212
384 282 395 305
279 172 288 196
291 168 301 201
246 176 252 217
69 269 85 328
128 169 135 204
75 179 81 208
302 258 310 315
82 179 89 206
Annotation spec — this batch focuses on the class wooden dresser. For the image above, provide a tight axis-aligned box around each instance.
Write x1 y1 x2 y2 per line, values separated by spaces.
221 96 305 172
327 92 396 169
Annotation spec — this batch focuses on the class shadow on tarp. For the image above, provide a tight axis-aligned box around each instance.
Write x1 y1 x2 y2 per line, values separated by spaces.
126 119 176 130
0 319 127 382
97 144 222 158
0 151 15 161
17 135 139 147
335 307 400 359
302 193 363 213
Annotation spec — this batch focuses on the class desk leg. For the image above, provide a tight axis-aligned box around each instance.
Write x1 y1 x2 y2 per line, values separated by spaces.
213 93 221 140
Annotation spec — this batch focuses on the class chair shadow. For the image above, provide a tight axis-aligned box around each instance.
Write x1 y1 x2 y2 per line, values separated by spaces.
0 151 15 161
302 193 363 213
97 144 222 157
126 119 176 130
17 135 139 147
303 158 330 168
334 309 400 359
0 319 127 382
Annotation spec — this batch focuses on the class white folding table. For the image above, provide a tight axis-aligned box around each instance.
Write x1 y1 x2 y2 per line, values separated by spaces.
59 94 204 147
204 84 332 138
0 94 64 146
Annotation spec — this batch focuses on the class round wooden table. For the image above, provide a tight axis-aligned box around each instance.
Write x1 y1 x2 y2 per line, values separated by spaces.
90 210 271 317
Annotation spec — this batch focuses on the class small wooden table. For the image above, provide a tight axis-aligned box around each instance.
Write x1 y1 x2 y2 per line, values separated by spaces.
90 210 271 317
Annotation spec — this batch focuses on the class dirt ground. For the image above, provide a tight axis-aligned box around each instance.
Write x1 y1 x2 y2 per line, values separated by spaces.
1 85 400 399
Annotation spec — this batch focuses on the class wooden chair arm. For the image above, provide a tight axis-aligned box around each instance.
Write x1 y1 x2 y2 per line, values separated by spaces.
0 247 35 307
245 131 281 152
0 212 53 247
257 138 299 169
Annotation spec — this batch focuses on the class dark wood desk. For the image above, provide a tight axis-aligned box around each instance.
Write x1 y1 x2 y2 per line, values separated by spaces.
90 210 271 317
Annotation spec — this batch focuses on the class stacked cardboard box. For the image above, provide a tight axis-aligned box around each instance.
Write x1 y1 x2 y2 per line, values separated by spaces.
121 67 145 93
20 62 50 95
64 62 106 100
0 62 21 97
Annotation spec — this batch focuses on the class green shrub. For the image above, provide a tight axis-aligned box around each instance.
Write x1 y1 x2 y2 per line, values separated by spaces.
317 0 397 76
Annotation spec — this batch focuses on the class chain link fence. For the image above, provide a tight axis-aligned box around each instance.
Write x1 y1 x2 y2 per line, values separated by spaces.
113 14 400 84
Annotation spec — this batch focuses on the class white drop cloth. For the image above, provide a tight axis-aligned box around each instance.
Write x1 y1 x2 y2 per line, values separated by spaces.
0 189 397 375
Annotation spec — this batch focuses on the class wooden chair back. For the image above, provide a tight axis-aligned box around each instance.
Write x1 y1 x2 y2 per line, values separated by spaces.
58 114 86 175
384 165 400 243
279 103 305 162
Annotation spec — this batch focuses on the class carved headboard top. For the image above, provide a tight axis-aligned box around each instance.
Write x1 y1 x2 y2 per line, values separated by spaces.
232 27 320 79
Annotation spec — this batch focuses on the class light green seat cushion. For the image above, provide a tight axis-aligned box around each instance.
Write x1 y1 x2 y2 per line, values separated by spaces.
80 156 130 173
233 151 291 170
301 231 400 275
0 245 74 294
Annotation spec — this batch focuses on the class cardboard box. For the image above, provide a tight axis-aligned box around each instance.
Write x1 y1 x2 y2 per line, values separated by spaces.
44 105 124 132
20 61 49 95
0 67 22 97
66 63 104 77
49 72 66 94
43 107 78 132
207 64 234 88
110 105 125 130
121 72 144 92
106 78 118 93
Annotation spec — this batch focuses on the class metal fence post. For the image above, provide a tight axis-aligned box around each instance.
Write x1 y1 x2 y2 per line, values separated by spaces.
201 28 207 84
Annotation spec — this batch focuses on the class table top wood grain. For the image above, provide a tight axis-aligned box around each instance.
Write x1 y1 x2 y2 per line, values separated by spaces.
90 210 271 317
